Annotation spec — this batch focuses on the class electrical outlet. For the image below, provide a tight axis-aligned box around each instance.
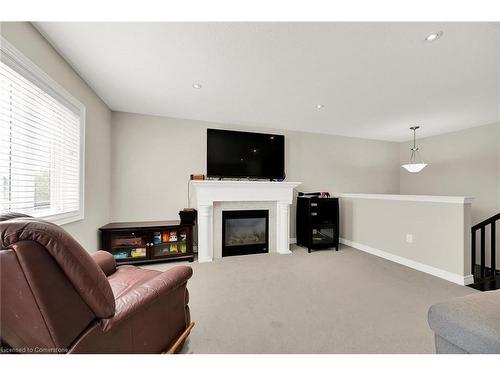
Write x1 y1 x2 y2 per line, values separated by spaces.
406 234 413 243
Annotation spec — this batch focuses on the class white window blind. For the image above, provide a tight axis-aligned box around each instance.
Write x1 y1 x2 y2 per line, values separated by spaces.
0 38 84 223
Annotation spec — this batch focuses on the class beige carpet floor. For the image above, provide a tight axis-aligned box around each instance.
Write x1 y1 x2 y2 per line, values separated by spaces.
142 244 478 353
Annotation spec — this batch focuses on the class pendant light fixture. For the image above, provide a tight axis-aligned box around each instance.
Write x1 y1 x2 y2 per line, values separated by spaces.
401 126 427 173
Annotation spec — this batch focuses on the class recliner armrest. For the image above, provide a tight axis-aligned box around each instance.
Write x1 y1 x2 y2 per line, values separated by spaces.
91 251 116 276
102 265 192 331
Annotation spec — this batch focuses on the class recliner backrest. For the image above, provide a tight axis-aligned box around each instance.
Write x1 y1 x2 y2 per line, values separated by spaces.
0 214 115 351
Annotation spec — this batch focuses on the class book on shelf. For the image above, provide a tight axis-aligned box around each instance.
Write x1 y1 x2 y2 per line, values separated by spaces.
131 248 147 257
153 232 162 244
113 252 129 259
162 231 170 242
169 230 178 241
112 237 142 247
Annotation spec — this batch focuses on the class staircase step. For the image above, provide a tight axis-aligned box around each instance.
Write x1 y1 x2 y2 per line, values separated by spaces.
468 275 500 291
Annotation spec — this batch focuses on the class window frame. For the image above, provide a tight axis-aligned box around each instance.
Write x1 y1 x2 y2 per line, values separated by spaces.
1 36 86 225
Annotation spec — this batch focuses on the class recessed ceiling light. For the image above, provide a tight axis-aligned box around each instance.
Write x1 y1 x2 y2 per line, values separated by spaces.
192 83 202 89
425 31 443 42
316 104 324 109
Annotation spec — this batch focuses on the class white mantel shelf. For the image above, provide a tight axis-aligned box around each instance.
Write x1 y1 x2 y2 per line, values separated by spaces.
191 180 300 187
190 180 301 205
190 180 301 262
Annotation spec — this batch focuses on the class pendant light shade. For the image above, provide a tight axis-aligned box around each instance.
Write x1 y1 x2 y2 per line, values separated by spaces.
401 163 427 173
401 126 427 173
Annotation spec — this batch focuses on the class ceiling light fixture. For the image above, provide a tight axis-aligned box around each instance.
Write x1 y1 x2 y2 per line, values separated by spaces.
425 31 443 42
316 104 324 109
192 83 202 89
401 126 428 173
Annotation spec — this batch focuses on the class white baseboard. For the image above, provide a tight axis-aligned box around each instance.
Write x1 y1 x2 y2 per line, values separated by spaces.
463 274 474 285
289 237 297 244
340 238 473 286
197 257 213 263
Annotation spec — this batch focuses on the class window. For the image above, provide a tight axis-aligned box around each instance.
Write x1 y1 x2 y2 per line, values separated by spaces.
0 37 85 224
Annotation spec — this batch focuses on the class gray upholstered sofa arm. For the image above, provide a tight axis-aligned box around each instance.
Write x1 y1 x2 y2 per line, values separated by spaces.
428 290 500 353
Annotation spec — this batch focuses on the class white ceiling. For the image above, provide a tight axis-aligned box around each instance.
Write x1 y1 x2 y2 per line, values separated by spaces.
35 22 500 142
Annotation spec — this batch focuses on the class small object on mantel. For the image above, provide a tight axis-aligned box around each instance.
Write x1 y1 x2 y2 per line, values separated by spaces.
190 174 205 180
298 191 321 197
298 191 331 198
179 208 197 225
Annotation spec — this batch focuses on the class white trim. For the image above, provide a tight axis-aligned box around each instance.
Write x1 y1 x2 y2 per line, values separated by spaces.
340 238 473 286
336 193 474 204
289 237 297 244
190 180 300 188
463 274 475 285
198 257 213 263
0 36 85 113
0 36 86 226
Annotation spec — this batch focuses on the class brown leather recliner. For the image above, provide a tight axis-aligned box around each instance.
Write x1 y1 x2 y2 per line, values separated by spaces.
0 213 193 354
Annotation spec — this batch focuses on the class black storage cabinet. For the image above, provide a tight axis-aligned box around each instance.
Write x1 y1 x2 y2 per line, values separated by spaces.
296 196 339 252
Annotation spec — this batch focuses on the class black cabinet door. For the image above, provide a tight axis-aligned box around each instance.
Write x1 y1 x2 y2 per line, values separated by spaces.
150 226 191 259
104 229 149 262
309 197 337 226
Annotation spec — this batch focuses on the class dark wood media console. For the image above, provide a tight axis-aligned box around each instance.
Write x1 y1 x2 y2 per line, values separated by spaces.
99 220 195 265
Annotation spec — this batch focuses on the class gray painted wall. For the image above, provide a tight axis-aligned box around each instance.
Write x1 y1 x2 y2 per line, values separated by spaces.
400 122 500 225
400 122 500 267
110 112 401 237
3 22 499 258
1 22 112 251
340 197 471 278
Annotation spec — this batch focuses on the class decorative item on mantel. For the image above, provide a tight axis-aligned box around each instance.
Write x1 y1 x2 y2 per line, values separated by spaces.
190 174 205 180
401 126 428 173
298 191 331 198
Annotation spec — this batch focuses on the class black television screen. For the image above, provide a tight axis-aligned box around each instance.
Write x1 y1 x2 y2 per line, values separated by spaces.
207 129 285 179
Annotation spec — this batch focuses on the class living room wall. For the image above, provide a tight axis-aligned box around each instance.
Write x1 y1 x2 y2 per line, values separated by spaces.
399 122 500 225
110 111 401 237
0 22 113 251
2 22 497 255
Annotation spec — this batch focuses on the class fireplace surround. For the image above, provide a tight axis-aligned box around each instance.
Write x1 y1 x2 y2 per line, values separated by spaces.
222 210 269 257
189 180 301 262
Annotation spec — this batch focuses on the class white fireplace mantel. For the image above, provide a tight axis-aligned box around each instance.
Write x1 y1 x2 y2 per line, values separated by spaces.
189 180 301 262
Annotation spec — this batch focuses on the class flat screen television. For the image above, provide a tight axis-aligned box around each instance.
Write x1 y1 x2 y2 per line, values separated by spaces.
207 129 285 180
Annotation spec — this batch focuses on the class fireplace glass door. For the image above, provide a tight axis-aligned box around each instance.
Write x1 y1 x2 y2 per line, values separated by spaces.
222 210 269 257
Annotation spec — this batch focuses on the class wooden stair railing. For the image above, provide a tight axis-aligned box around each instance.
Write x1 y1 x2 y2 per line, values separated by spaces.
471 212 500 280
